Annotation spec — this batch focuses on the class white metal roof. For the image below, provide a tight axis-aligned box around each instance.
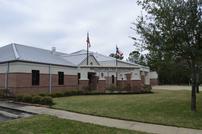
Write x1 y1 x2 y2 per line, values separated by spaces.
69 49 140 67
0 43 76 67
0 43 149 70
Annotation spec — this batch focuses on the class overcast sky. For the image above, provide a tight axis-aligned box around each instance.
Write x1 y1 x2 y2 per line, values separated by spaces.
0 0 142 58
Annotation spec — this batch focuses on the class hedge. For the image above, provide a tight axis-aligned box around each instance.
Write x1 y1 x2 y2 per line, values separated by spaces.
15 95 53 106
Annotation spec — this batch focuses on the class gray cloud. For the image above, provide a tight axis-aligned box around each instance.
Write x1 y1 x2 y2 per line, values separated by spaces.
0 0 141 58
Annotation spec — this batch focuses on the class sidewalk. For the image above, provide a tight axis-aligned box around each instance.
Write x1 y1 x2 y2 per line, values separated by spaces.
152 85 202 91
0 101 202 134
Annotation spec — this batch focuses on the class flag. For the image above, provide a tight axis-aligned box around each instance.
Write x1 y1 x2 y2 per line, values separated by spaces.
86 32 91 48
116 46 123 57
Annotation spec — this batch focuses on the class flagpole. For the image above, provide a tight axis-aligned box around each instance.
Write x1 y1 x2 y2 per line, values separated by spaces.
116 56 118 87
87 42 89 65
86 32 89 65
116 46 118 87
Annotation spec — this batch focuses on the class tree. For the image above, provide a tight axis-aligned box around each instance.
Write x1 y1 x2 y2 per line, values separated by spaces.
133 0 202 111
127 51 147 65
109 53 124 60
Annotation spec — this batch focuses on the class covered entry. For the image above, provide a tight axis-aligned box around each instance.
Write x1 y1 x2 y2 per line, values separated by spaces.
88 72 98 90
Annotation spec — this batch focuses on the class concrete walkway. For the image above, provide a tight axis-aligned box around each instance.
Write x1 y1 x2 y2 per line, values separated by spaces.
0 101 202 134
152 85 202 91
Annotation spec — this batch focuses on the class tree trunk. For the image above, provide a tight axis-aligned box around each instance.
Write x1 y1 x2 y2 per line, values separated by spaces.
196 83 199 93
191 64 197 112
196 65 199 93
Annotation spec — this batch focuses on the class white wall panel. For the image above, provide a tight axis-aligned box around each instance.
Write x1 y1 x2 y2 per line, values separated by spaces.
0 63 7 73
9 62 77 75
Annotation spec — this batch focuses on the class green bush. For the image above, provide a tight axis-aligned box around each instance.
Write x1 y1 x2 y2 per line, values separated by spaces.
15 95 53 106
39 93 48 97
63 90 84 96
51 93 64 98
23 96 32 103
143 85 152 93
0 90 3 97
16 95 24 102
40 96 53 105
106 85 118 92
32 95 42 104
122 84 131 91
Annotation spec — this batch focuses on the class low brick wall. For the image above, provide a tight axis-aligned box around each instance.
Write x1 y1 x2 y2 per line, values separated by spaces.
150 79 159 86
97 80 106 92
130 80 144 92
78 80 89 90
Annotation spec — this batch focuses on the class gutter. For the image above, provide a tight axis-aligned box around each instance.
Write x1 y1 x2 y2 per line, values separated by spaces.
80 65 140 69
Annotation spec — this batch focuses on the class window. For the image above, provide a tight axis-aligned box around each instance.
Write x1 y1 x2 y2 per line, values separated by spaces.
32 70 40 85
58 72 64 85
112 75 115 84
78 73 80 85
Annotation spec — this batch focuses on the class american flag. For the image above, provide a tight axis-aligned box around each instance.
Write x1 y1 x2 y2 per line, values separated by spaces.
86 32 91 48
116 46 123 56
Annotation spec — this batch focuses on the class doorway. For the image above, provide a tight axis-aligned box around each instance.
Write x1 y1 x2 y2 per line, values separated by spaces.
88 72 97 90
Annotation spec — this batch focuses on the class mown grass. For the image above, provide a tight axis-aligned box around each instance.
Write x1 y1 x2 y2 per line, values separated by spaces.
0 115 147 134
53 90 202 129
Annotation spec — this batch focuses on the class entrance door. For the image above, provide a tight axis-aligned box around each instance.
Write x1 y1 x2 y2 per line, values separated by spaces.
88 72 97 90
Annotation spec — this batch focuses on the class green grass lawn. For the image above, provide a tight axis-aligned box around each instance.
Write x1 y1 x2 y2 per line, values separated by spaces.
53 90 202 129
0 115 147 134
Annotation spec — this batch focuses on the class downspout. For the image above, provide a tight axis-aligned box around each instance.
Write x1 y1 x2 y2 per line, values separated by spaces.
116 59 118 87
107 68 109 87
49 64 52 94
5 62 10 90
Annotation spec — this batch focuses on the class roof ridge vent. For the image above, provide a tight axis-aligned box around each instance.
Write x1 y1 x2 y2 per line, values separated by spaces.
12 43 20 59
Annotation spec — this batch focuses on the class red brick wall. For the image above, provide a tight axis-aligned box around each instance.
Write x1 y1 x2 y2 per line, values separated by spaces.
78 80 89 90
0 74 5 88
6 73 78 96
105 76 117 88
150 79 159 86
130 80 144 92
117 80 130 89
78 80 106 93
141 74 145 85
97 80 106 92
4 72 150 95
116 80 146 93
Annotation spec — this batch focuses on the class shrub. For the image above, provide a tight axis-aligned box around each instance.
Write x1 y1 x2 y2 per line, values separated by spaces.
23 96 32 103
63 91 73 96
106 85 117 93
15 95 53 106
63 90 84 96
16 95 24 102
122 84 131 91
32 95 42 104
83 86 93 93
51 93 64 98
0 90 3 97
39 93 48 97
40 96 53 105
143 85 152 93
